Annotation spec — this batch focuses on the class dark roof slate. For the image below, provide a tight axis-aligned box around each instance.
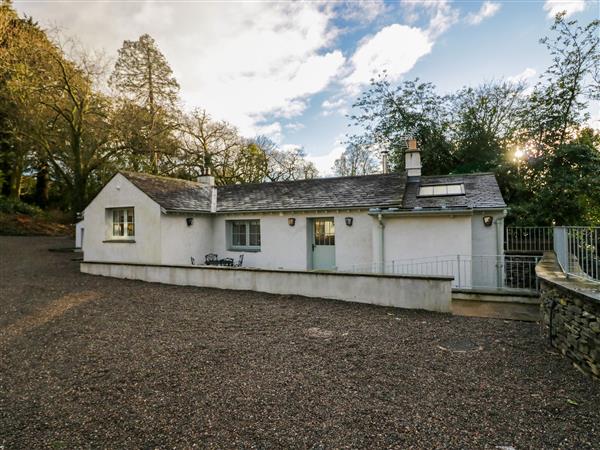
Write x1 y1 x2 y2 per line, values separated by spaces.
216 172 407 212
402 173 506 210
121 172 212 212
120 171 505 214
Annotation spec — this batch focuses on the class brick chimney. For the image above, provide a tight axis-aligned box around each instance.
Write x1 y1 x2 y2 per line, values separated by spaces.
405 139 421 177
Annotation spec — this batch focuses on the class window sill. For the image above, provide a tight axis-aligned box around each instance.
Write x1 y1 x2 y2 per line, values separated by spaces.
228 247 261 253
103 239 136 243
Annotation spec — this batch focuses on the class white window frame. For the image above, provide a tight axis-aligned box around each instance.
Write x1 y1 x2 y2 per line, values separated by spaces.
109 207 135 239
227 220 261 252
418 183 465 197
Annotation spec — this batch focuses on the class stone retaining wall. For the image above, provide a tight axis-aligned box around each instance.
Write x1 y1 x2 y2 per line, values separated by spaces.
537 253 600 379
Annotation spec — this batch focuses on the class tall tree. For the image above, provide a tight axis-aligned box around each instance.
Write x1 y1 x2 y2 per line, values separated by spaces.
521 14 599 152
32 52 116 215
109 34 180 173
0 2 48 199
451 82 526 173
349 76 455 175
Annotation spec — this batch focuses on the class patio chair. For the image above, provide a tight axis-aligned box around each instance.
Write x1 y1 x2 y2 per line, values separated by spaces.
234 254 244 267
190 256 196 265
205 253 219 265
219 257 234 266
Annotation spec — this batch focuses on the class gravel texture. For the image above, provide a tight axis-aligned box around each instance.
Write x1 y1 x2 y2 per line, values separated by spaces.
1 236 598 449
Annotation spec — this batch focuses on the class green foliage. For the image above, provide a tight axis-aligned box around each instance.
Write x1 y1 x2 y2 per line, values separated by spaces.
0 195 42 215
347 16 599 226
349 77 456 175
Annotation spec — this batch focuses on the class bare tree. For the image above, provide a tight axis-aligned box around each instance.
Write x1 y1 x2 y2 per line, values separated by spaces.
332 143 379 176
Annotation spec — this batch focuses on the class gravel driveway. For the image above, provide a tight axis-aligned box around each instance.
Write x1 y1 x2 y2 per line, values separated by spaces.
1 236 598 449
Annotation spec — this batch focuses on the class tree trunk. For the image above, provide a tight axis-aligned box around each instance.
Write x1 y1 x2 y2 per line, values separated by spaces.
8 159 22 199
34 163 49 208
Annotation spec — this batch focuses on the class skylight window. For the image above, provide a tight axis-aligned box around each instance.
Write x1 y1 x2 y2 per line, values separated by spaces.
418 183 465 197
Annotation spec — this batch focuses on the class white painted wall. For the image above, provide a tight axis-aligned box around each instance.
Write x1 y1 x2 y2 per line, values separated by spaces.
210 211 374 270
380 214 473 285
471 211 504 256
82 173 162 264
75 221 84 248
82 174 503 287
81 262 453 313
384 215 472 260
160 214 213 266
471 211 505 288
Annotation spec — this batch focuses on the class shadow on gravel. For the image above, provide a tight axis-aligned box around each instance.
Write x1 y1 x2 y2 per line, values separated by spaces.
0 291 99 345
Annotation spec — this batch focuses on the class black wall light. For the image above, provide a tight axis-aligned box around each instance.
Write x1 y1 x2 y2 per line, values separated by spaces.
288 217 296 226
483 216 493 227
345 217 353 226
186 217 194 226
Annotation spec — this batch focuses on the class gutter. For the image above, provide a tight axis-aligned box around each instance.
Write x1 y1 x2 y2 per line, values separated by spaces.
367 206 507 218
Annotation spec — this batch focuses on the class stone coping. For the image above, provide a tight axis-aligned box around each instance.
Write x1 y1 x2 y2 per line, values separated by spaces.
81 260 454 282
535 252 600 302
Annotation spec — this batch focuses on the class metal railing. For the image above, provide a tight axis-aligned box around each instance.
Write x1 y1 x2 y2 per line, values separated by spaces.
339 254 541 291
505 227 554 253
554 226 600 282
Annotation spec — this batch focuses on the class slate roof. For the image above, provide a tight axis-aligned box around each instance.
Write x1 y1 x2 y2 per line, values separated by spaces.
121 172 213 212
216 172 407 212
402 173 506 210
119 171 505 214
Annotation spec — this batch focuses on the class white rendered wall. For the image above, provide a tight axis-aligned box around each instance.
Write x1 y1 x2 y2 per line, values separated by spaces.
82 173 162 264
471 211 505 288
381 215 473 286
210 211 374 270
81 262 453 313
160 214 213 266
383 215 472 261
75 221 84 248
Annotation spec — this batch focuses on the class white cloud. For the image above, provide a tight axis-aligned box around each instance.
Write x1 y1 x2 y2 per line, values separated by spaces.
338 0 387 24
408 0 459 38
253 122 283 144
466 2 502 25
284 122 305 132
15 2 344 136
507 67 537 83
543 0 588 18
306 144 346 177
321 97 349 117
344 24 433 89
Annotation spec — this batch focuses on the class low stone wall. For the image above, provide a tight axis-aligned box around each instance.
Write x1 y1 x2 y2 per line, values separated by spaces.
536 252 600 379
81 261 453 313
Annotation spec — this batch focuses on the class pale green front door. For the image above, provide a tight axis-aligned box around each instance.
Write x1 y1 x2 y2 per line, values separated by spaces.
311 218 336 270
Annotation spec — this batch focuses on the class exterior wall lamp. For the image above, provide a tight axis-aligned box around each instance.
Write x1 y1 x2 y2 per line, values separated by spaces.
483 216 493 227
288 217 296 227
345 217 353 227
186 217 194 226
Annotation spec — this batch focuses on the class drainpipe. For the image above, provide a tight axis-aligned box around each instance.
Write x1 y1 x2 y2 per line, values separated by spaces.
378 213 385 273
495 211 507 288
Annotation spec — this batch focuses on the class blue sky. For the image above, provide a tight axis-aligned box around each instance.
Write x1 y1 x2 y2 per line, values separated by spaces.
16 0 599 175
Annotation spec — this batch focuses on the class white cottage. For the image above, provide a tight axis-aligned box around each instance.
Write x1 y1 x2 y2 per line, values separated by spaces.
80 147 507 288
